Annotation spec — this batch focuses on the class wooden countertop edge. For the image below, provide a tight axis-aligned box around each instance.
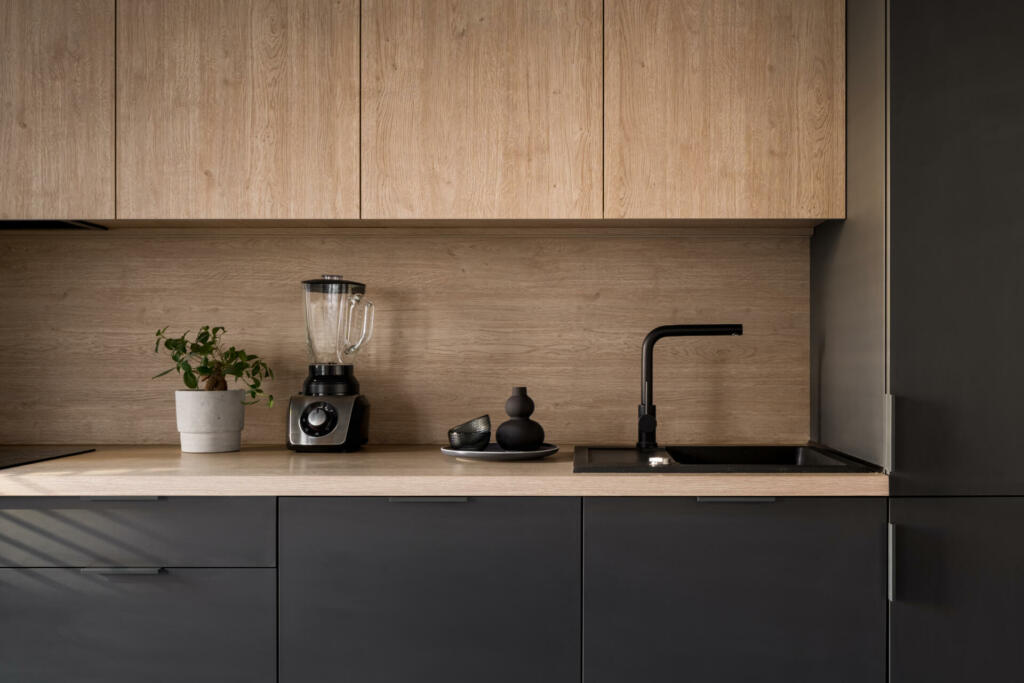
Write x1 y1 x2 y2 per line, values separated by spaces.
0 474 889 497
0 445 890 497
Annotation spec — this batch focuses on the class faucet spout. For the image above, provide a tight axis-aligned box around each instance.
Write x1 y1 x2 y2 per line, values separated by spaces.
637 324 743 450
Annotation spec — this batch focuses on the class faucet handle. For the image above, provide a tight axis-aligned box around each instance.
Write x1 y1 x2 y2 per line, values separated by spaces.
637 404 658 449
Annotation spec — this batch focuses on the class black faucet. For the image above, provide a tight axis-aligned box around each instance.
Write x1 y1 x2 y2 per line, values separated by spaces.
637 324 744 450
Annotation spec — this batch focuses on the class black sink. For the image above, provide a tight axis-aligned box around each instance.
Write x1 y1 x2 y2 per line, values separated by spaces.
573 444 878 473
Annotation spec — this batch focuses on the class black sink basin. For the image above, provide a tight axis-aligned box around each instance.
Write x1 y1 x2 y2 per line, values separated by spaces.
573 444 877 473
667 445 849 467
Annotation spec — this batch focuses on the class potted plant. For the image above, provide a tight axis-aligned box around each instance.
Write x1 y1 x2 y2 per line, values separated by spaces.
153 326 274 453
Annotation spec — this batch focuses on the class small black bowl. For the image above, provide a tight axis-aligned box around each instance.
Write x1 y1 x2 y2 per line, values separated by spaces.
448 415 491 451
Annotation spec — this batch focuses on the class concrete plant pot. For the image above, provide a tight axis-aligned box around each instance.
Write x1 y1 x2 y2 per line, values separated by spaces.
175 389 245 453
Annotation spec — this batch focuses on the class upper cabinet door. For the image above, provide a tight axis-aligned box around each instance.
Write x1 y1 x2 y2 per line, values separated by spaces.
605 0 845 219
117 0 359 219
889 1 1024 496
362 0 602 219
0 0 114 219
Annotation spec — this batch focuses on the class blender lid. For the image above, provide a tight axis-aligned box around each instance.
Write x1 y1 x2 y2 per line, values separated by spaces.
303 274 366 294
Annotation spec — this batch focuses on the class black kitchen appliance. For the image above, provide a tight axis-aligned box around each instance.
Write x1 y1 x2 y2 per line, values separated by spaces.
287 275 374 452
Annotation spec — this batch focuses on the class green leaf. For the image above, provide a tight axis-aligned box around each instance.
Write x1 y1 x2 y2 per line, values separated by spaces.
151 325 273 400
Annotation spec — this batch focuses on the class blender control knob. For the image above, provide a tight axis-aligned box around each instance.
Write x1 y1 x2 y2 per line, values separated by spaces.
307 408 328 427
300 402 338 437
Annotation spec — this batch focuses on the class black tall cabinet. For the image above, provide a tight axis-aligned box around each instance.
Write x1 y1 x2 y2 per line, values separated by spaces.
890 0 1024 496
889 1 1024 680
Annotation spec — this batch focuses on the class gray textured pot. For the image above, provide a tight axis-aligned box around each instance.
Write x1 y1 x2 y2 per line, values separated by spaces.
175 389 245 453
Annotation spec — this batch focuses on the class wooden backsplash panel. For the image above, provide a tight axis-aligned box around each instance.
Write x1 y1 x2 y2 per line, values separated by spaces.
0 230 809 445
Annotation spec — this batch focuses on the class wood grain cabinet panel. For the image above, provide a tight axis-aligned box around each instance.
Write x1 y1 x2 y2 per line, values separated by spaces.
117 0 359 219
362 0 602 219
605 0 845 219
0 0 114 219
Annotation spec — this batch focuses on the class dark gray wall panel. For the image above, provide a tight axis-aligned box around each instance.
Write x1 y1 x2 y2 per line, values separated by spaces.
0 568 275 683
891 0 1024 493
811 0 887 468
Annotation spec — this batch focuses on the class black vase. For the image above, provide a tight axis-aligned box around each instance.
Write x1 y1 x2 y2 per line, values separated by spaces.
496 387 545 451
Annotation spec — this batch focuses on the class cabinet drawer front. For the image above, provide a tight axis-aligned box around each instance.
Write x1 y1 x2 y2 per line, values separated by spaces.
280 496 581 683
890 498 1024 681
0 568 274 683
0 497 275 567
584 497 887 683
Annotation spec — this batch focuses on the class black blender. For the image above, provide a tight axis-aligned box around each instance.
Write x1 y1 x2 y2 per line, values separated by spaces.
287 275 374 451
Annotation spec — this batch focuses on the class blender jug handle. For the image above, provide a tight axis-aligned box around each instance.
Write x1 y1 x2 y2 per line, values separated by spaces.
345 298 374 355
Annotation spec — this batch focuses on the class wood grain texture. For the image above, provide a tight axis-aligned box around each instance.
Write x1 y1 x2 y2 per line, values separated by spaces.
0 0 114 219
91 219 819 232
605 0 845 219
362 0 602 218
0 446 889 497
0 229 808 446
116 0 359 218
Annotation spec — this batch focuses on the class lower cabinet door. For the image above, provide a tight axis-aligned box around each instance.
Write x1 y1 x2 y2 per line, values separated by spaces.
0 568 275 683
890 497 1024 681
584 497 887 683
279 497 581 683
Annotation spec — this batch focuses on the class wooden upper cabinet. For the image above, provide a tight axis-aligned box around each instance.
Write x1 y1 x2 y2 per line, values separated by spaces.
605 0 845 219
0 0 114 219
362 0 602 219
117 0 359 219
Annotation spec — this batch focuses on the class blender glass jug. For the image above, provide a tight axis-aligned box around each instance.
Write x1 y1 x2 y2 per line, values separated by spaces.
303 275 374 365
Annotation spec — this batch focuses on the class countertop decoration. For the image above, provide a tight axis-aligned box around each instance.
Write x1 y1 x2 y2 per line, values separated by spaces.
447 415 491 451
153 325 274 453
495 387 545 451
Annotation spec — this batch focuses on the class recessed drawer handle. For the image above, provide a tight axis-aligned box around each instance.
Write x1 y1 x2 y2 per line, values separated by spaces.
80 568 166 576
696 496 777 503
79 496 163 502
387 497 470 503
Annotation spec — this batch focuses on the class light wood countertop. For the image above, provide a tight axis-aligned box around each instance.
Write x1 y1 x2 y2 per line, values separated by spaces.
0 445 889 497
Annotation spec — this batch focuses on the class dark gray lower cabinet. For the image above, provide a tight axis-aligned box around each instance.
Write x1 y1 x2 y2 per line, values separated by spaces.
890 497 1024 681
584 497 887 683
0 496 276 567
0 568 276 683
279 497 581 683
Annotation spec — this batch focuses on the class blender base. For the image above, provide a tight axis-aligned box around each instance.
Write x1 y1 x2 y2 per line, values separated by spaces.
286 393 370 452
